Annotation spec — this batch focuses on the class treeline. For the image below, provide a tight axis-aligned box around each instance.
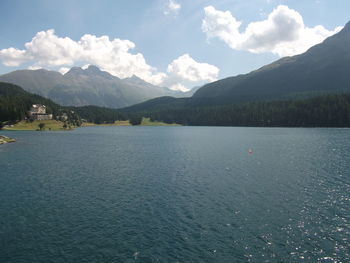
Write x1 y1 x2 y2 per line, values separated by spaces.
67 105 126 124
145 93 350 127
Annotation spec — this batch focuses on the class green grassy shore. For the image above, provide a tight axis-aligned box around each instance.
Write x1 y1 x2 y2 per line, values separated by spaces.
82 118 180 127
2 118 179 131
3 120 74 131
140 118 180 126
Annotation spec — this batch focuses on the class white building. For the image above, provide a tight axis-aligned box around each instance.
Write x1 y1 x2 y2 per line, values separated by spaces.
28 104 53 120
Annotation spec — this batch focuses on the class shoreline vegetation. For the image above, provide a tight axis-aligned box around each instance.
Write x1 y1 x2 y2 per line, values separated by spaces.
2 118 179 131
0 135 16 144
81 118 180 127
3 120 75 131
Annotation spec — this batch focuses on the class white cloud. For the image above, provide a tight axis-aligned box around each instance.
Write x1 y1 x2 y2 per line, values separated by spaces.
202 5 342 57
162 54 219 91
27 65 43 70
169 83 189 92
164 0 181 15
167 53 219 82
0 47 29 66
0 30 219 91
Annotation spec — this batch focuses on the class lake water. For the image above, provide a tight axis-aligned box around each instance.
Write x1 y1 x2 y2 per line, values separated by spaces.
0 126 349 262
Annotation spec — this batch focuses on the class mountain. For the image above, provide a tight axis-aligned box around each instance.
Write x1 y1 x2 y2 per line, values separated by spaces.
0 69 63 97
0 65 188 108
123 21 350 112
193 21 350 104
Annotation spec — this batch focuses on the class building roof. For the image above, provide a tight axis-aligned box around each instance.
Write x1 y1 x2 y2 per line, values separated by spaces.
32 104 46 108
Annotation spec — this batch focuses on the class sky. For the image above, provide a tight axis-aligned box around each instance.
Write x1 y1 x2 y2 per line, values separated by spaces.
0 0 349 91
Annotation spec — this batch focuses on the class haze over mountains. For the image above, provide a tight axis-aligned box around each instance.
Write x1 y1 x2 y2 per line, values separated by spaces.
123 21 350 112
0 65 192 108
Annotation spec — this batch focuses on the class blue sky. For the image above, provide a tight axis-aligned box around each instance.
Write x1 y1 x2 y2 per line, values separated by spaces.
0 0 349 90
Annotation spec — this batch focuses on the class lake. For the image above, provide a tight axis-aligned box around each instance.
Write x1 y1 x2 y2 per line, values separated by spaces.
0 126 349 262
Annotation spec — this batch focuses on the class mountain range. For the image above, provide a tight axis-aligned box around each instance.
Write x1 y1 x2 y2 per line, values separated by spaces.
123 21 350 112
0 65 192 108
1 21 350 113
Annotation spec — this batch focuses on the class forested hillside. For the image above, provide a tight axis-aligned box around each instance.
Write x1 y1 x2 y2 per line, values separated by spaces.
0 82 60 122
145 93 350 127
0 82 125 124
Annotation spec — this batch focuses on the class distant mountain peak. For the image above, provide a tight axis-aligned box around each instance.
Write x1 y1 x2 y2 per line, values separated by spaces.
85 65 101 73
66 67 84 75
65 65 111 78
125 74 144 82
129 74 140 79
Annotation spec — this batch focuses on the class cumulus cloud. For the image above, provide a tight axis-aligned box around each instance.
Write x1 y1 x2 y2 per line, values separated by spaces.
168 83 189 92
166 53 219 89
0 30 219 91
149 53 219 91
202 5 342 57
164 0 181 15
0 48 29 66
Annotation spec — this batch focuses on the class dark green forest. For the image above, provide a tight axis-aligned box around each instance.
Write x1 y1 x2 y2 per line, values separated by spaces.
66 105 126 124
145 93 350 127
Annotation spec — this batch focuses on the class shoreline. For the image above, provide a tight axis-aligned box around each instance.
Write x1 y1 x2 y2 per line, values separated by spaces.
2 118 179 131
81 118 180 127
2 120 76 131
